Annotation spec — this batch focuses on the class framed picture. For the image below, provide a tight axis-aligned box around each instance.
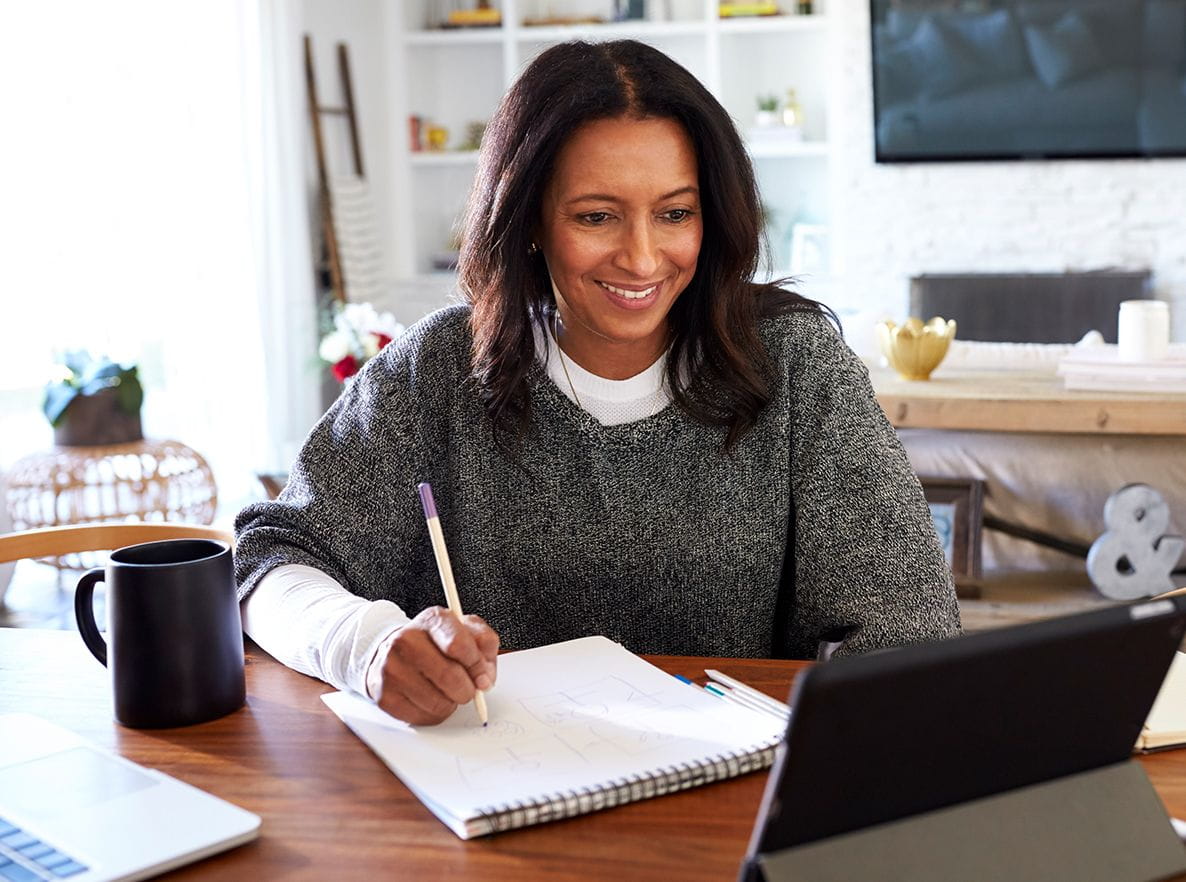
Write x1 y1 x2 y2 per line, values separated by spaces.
919 476 985 595
789 223 829 275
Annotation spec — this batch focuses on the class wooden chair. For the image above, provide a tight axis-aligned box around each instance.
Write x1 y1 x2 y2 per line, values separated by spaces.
0 523 233 565
254 472 288 501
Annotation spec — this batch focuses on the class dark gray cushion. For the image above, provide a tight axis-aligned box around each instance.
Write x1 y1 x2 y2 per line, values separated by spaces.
1079 0 1144 67
902 17 989 99
1024 12 1105 88
885 8 926 40
942 9 1030 80
876 39 919 106
1144 0 1186 71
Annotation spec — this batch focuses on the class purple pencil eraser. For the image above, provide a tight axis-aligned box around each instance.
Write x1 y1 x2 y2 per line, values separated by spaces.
417 482 437 520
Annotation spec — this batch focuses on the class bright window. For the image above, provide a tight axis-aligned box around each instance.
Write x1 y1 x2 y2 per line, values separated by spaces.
0 1 320 517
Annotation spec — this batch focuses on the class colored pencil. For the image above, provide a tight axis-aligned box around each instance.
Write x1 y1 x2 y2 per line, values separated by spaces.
417 482 489 726
704 669 791 717
704 682 786 721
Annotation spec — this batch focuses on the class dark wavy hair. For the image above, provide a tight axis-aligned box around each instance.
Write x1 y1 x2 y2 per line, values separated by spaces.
458 39 826 452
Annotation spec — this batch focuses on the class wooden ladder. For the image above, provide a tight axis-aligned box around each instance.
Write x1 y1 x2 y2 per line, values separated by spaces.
303 35 364 305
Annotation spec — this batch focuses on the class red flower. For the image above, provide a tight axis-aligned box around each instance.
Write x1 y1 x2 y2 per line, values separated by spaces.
331 355 359 382
375 333 393 350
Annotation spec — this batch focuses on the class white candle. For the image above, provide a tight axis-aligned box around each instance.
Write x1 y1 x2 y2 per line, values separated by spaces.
1117 300 1169 362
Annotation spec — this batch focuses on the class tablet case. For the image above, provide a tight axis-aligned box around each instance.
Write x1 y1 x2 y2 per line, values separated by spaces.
741 596 1186 882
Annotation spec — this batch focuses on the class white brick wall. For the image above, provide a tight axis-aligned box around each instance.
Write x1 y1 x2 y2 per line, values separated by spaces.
830 2 1186 342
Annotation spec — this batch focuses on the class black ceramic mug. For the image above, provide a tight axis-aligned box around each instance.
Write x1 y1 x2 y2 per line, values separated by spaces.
74 538 246 729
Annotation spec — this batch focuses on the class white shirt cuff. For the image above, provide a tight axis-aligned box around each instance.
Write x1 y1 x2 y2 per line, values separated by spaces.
241 563 410 697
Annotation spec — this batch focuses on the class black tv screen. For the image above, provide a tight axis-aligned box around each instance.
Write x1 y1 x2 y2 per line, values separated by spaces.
870 0 1186 162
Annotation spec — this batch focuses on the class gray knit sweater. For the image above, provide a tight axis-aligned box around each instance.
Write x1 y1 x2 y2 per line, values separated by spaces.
234 305 960 659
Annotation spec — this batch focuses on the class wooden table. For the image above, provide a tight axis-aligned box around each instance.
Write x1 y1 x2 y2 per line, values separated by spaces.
872 367 1186 435
4 628 1185 881
0 629 793 881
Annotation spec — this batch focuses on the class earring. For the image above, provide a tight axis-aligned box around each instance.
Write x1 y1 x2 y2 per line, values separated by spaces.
528 242 539 254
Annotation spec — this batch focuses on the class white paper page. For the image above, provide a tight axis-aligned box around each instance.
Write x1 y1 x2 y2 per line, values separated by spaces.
322 636 785 828
1146 651 1186 736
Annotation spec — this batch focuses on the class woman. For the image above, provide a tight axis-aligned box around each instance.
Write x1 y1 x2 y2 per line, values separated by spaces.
235 40 959 726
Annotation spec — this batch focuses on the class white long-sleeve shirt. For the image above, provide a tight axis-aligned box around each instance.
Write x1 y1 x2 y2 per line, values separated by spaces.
241 336 670 695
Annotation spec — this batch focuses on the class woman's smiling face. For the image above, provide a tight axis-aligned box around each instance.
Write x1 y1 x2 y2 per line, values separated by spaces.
538 115 703 380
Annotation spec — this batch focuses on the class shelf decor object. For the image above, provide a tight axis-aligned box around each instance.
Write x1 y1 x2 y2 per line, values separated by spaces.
876 317 957 381
781 87 804 131
4 439 218 570
919 475 984 597
446 1 502 28
523 15 607 26
755 93 780 127
719 2 780 17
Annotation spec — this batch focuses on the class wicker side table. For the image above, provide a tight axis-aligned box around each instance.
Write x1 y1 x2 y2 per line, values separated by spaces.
4 439 218 570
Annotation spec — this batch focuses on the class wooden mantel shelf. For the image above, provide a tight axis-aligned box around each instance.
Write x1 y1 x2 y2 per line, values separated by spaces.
870 367 1186 436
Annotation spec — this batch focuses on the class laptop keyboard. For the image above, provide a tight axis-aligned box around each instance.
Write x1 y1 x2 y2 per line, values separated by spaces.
0 819 87 880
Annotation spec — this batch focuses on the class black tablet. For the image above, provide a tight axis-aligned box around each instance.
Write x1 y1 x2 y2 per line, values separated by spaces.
742 595 1186 869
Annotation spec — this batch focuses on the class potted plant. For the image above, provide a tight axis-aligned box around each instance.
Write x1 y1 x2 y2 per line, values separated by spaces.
755 93 780 128
43 351 144 446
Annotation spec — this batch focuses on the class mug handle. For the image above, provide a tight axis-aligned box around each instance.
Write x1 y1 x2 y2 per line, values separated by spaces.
74 568 108 666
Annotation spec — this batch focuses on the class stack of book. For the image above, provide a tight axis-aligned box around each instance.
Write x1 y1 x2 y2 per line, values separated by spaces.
1137 651 1186 752
1057 343 1186 392
720 2 781 16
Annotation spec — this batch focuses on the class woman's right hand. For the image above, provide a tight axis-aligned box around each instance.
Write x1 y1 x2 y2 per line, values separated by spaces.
366 606 499 725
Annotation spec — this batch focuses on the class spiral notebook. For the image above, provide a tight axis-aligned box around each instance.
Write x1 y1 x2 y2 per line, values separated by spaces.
321 636 786 838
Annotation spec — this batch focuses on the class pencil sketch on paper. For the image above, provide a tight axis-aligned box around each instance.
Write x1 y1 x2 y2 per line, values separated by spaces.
456 737 568 792
468 719 527 741
454 677 689 792
519 676 662 727
560 709 680 759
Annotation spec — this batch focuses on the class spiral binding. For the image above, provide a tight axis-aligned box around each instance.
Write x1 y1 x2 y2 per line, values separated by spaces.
468 736 781 837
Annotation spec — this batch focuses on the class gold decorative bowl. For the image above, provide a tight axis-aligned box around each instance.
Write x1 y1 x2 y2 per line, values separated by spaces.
875 317 957 381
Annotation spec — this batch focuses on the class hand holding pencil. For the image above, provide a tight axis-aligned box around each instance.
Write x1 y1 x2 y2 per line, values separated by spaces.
418 482 490 726
365 485 499 726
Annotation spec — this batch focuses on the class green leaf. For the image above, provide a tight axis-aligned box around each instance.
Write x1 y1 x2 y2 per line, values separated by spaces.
43 384 79 427
115 368 144 414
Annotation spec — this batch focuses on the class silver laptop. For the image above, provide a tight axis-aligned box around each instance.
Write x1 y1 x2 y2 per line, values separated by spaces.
0 714 260 882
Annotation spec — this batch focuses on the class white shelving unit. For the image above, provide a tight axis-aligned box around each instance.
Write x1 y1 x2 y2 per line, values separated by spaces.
388 0 834 282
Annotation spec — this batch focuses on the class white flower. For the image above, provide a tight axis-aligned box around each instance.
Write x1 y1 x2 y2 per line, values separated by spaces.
372 313 405 340
319 330 352 364
336 302 379 335
322 301 406 366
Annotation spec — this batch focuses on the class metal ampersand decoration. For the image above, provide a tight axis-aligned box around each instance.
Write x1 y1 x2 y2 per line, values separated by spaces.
1087 484 1184 600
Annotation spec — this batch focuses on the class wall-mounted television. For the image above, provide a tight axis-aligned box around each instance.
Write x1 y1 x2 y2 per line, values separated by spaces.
870 0 1186 162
